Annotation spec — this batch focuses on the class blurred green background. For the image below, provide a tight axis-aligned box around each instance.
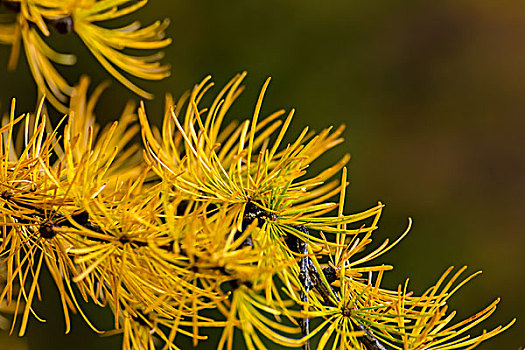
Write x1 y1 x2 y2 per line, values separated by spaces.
0 0 523 349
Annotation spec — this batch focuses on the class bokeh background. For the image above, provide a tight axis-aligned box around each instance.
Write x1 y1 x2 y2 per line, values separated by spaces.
0 1 524 349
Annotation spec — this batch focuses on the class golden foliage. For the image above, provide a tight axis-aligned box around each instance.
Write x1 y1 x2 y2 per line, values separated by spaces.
0 0 170 112
0 74 514 349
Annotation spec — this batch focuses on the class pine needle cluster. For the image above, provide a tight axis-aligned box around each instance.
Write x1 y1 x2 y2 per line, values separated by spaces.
0 0 170 112
0 1 515 350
